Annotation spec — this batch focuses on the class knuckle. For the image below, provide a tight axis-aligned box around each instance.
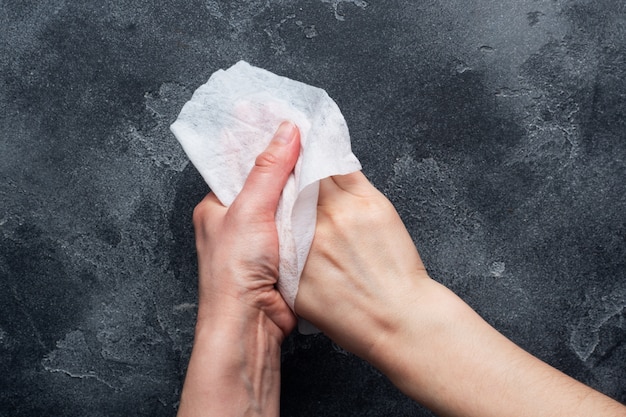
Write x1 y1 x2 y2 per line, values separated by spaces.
254 150 280 171
192 201 210 228
192 203 203 223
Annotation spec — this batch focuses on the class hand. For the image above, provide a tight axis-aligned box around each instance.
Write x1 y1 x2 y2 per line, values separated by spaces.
295 171 430 360
295 171 626 417
177 121 300 417
192 121 300 339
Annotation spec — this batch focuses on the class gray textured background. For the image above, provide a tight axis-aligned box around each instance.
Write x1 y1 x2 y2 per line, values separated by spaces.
1 1 625 416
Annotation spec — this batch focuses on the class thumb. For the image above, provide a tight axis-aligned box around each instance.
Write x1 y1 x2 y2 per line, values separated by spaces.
236 121 301 217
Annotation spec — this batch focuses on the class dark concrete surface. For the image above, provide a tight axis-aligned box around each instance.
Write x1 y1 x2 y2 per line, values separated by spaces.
1 1 625 416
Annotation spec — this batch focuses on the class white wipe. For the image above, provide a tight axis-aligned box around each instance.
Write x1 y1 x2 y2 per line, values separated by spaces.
170 61 361 322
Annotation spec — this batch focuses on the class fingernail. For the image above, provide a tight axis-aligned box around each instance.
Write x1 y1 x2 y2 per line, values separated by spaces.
274 121 297 144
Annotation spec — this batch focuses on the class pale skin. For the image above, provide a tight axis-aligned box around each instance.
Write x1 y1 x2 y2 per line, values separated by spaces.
177 121 626 417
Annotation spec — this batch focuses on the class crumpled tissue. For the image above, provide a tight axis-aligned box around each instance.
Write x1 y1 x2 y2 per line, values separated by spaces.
170 61 361 331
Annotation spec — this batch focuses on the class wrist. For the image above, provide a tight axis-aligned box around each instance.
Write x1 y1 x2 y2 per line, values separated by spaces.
355 271 439 366
194 299 285 380
196 296 286 345
192 316 283 380
177 304 284 417
366 277 467 390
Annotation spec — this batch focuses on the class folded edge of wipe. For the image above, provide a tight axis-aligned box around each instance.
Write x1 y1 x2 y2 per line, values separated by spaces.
170 61 361 333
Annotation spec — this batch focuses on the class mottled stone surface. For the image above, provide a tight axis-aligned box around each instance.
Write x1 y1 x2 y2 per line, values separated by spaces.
1 1 624 416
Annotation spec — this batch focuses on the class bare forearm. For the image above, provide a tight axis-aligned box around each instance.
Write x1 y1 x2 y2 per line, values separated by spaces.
177 312 283 417
374 278 626 417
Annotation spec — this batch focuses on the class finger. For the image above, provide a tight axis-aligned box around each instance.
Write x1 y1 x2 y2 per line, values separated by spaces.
193 192 227 231
332 171 369 192
202 192 223 206
317 171 374 206
236 121 301 217
197 192 227 215
317 176 341 206
318 171 372 206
